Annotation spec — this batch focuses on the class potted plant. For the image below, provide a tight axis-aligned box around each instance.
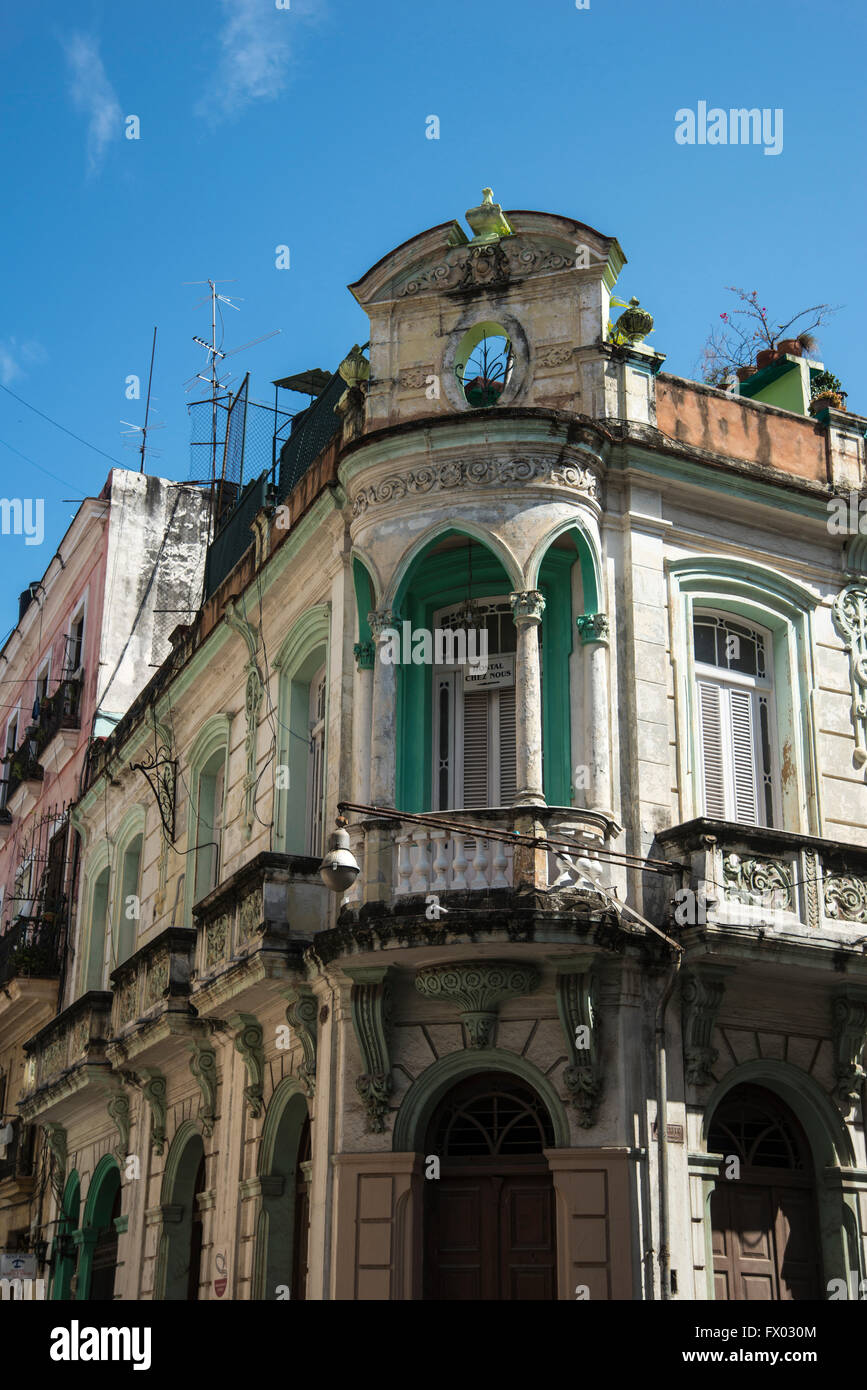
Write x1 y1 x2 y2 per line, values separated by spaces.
809 371 846 413
701 289 839 387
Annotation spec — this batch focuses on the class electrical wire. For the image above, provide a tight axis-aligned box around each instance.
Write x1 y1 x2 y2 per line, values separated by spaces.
0 382 124 467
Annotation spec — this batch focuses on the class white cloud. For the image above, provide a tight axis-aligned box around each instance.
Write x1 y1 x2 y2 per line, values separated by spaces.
63 33 122 175
0 340 47 386
197 0 297 124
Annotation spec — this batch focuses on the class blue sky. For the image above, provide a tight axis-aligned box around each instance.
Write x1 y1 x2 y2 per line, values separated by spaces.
1 0 864 642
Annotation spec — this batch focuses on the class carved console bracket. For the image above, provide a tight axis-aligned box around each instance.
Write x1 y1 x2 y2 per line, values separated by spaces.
224 598 265 840
415 960 541 1050
831 986 867 1114
284 987 318 1097
43 1122 67 1205
345 966 394 1134
232 1013 265 1118
555 966 603 1127
189 1041 218 1137
680 966 733 1087
122 1068 168 1154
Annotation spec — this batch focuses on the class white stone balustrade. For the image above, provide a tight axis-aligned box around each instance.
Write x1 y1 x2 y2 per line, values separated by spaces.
394 818 514 895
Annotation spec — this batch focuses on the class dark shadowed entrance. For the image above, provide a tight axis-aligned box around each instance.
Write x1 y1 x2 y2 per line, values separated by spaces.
423 1072 556 1301
709 1084 820 1300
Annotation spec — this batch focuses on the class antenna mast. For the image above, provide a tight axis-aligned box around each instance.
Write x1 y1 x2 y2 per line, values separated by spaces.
140 326 157 473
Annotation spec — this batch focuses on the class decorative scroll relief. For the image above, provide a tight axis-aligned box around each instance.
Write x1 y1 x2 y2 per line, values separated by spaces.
347 967 394 1134
397 366 436 390
722 853 794 911
832 583 867 775
680 968 730 1087
823 874 867 924
831 988 867 1115
352 456 598 516
555 970 602 1127
415 961 541 1050
536 343 575 369
397 242 587 299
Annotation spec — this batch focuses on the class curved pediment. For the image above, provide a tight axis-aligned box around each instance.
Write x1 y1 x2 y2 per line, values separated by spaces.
349 203 625 307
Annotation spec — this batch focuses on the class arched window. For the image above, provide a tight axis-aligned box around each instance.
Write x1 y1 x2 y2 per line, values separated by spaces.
252 1085 311 1300
116 832 142 965
274 606 330 856
194 749 225 902
52 1171 80 1300
156 1125 207 1301
78 1157 122 1301
694 610 778 827
84 866 110 991
306 666 327 855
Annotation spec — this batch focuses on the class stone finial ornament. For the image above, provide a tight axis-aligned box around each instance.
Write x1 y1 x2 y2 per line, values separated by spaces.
465 188 513 245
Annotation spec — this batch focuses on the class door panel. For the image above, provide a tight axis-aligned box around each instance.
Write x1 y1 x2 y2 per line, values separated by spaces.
500 1180 556 1301
711 1181 819 1301
427 1173 554 1301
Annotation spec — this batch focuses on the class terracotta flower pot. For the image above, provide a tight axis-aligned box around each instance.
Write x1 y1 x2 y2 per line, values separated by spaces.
777 338 802 357
809 391 843 414
755 348 779 370
736 366 755 383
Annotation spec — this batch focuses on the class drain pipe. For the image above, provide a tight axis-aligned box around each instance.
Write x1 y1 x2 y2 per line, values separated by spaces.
656 951 682 1300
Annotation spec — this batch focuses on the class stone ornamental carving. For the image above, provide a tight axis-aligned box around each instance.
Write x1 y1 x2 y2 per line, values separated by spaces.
238 888 262 941
353 456 598 515
722 853 794 911
285 988 318 1097
43 1034 67 1082
117 975 139 1028
69 1018 89 1060
189 1042 218 1137
536 343 575 368
510 591 546 627
830 988 867 1114
145 951 170 1007
555 969 603 1126
831 582 867 776
138 1069 168 1154
233 1014 265 1118
346 967 394 1133
680 968 731 1087
353 640 375 671
397 366 435 390
43 1123 67 1204
823 873 867 923
205 913 231 970
415 961 541 1049
576 613 610 645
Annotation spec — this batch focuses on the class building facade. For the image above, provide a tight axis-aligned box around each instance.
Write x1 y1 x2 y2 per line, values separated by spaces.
16 192 867 1302
0 470 211 1265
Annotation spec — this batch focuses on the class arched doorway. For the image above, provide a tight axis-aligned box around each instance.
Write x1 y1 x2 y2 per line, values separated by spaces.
708 1084 821 1300
156 1125 206 1300
253 1083 311 1299
52 1171 80 1300
78 1157 121 1301
423 1072 556 1301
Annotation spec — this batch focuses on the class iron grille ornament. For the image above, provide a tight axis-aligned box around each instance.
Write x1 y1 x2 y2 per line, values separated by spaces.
455 333 514 407
130 742 177 842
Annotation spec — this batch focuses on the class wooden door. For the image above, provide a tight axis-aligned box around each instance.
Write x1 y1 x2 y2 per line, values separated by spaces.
424 1074 557 1301
709 1086 820 1301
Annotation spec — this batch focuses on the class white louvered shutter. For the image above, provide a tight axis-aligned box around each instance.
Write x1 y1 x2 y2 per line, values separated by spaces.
698 681 727 818
728 688 759 825
462 691 489 808
497 686 517 804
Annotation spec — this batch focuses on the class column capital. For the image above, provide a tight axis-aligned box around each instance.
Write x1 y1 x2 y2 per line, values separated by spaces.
576 612 610 645
368 608 401 641
510 590 546 625
353 640 375 670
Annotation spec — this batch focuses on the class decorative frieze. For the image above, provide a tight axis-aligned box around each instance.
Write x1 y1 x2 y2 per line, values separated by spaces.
555 968 603 1127
830 987 867 1114
721 853 794 911
415 960 541 1050
284 988 318 1097
238 887 262 941
352 457 597 516
831 582 867 776
681 967 731 1087
346 967 394 1133
205 913 231 970
144 951 170 1007
116 974 139 1028
823 874 867 924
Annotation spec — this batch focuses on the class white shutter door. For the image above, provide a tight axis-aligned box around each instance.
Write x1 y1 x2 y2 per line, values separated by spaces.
728 688 759 825
462 690 489 808
497 686 517 805
698 680 727 818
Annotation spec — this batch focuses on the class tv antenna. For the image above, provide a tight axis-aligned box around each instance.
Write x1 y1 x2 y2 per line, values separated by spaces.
120 326 164 472
183 279 280 515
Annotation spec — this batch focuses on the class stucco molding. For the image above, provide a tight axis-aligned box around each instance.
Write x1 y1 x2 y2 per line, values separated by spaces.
232 1013 266 1119
415 960 541 1050
352 455 599 518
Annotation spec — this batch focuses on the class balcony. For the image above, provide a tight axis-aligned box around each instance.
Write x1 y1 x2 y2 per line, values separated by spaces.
20 991 114 1123
344 805 622 905
656 819 867 958
0 916 63 988
191 851 330 1016
107 927 197 1068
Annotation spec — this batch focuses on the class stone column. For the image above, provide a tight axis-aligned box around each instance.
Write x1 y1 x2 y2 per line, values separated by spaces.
364 610 401 902
576 613 611 812
352 639 375 806
510 591 546 808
